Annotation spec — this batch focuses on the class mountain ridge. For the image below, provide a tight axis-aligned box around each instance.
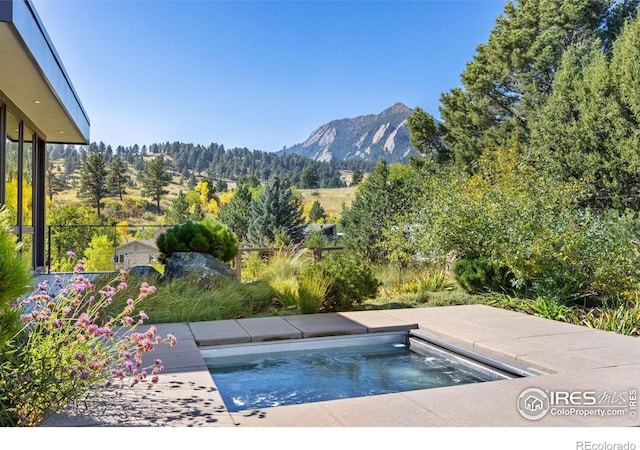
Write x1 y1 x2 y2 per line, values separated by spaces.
279 102 418 163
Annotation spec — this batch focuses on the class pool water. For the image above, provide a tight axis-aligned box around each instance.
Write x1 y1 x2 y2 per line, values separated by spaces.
205 340 505 412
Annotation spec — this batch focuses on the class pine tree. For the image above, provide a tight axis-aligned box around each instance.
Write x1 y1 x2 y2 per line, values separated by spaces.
247 176 304 246
437 0 623 168
299 166 320 189
168 191 190 224
78 153 108 217
217 183 253 243
308 200 326 223
142 155 172 213
46 161 67 201
106 156 130 200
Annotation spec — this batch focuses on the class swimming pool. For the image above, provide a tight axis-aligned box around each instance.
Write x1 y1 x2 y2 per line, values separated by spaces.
201 331 536 412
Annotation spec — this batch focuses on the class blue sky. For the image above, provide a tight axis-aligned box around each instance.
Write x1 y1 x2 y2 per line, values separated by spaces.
33 0 507 152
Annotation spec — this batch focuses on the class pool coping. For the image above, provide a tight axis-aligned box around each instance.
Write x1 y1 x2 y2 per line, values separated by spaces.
43 304 640 427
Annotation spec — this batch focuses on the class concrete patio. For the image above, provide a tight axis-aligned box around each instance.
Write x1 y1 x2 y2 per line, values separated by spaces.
43 304 640 427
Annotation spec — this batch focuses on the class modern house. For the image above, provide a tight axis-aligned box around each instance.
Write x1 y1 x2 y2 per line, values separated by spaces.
0 0 90 270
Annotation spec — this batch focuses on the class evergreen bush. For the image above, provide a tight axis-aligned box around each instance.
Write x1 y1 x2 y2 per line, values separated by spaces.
452 256 513 294
156 220 238 263
311 253 380 311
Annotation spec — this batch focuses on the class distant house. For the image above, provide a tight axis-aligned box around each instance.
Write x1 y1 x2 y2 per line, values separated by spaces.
115 240 160 269
305 224 338 242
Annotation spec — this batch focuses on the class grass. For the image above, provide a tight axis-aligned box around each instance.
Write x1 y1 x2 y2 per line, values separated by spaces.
97 273 276 323
298 186 357 218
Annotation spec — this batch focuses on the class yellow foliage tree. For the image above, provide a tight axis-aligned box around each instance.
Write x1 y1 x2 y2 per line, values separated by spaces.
84 234 116 271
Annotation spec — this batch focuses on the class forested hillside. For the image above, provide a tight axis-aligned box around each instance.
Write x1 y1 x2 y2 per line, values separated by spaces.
47 140 375 195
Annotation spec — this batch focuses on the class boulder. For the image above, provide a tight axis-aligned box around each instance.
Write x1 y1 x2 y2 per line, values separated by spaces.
162 252 237 286
127 265 162 280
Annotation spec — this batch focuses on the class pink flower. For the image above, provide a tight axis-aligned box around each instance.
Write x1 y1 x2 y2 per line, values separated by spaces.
167 333 177 347
121 350 132 359
74 353 86 362
155 359 162 366
139 311 148 320
117 282 128 291
66 251 76 257
121 316 134 327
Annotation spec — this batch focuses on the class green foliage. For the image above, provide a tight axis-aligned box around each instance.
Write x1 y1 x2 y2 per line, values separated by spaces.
312 253 380 312
384 265 452 296
350 169 363 186
307 200 326 223
407 107 448 162
78 153 108 216
142 155 171 213
259 249 312 309
99 274 275 324
579 298 640 336
247 176 305 246
452 257 513 295
46 161 67 201
0 209 32 352
106 156 129 200
438 0 615 168
299 166 320 189
48 204 105 268
418 145 640 303
217 183 254 243
342 159 423 264
156 220 238 263
302 230 326 249
168 191 190 224
297 268 333 314
199 218 239 262
83 234 116 271
486 293 640 336
528 26 640 210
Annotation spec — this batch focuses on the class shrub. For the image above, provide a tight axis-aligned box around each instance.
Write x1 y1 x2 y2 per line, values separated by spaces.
0 261 176 426
452 257 514 294
0 208 32 352
313 253 380 311
156 220 238 263
200 218 239 262
297 268 333 314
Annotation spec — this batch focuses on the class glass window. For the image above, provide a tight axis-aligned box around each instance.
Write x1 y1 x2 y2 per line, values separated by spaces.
5 112 19 226
22 125 33 227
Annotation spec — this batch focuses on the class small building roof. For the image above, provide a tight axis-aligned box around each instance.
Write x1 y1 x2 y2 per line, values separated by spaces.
0 0 90 143
116 240 159 252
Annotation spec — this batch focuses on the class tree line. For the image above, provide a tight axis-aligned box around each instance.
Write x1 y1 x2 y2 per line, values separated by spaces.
47 140 374 204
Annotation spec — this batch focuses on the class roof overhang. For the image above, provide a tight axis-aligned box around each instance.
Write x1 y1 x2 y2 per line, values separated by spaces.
0 0 90 144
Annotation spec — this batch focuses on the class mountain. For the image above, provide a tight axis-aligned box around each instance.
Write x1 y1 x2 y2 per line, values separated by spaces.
279 103 418 163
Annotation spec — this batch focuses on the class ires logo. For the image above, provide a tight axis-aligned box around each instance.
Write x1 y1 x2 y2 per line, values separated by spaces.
517 388 636 421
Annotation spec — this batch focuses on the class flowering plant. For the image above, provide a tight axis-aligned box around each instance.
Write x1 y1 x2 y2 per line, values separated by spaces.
0 256 176 426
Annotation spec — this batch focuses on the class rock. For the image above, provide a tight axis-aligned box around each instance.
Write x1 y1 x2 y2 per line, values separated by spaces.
127 265 162 280
161 252 237 286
